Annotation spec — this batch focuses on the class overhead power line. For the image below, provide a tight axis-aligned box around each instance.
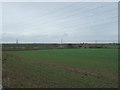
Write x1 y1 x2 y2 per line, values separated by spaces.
4 3 117 30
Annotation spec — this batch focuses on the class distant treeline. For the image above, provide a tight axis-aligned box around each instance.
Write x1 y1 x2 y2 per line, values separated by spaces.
2 43 119 51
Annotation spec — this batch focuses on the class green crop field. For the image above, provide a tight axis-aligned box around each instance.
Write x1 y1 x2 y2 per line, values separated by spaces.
3 49 118 88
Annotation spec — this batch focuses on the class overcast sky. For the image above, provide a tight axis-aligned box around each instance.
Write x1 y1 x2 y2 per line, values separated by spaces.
2 2 118 43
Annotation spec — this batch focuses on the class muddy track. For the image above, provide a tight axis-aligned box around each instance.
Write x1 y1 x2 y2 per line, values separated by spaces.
3 53 118 84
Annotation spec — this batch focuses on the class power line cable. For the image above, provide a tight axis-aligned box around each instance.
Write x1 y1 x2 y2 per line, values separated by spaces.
4 3 117 31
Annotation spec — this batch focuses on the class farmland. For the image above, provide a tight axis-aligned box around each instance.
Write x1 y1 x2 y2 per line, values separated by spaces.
2 47 118 88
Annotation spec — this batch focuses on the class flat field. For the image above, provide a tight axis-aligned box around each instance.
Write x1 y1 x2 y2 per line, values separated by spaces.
3 49 118 88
